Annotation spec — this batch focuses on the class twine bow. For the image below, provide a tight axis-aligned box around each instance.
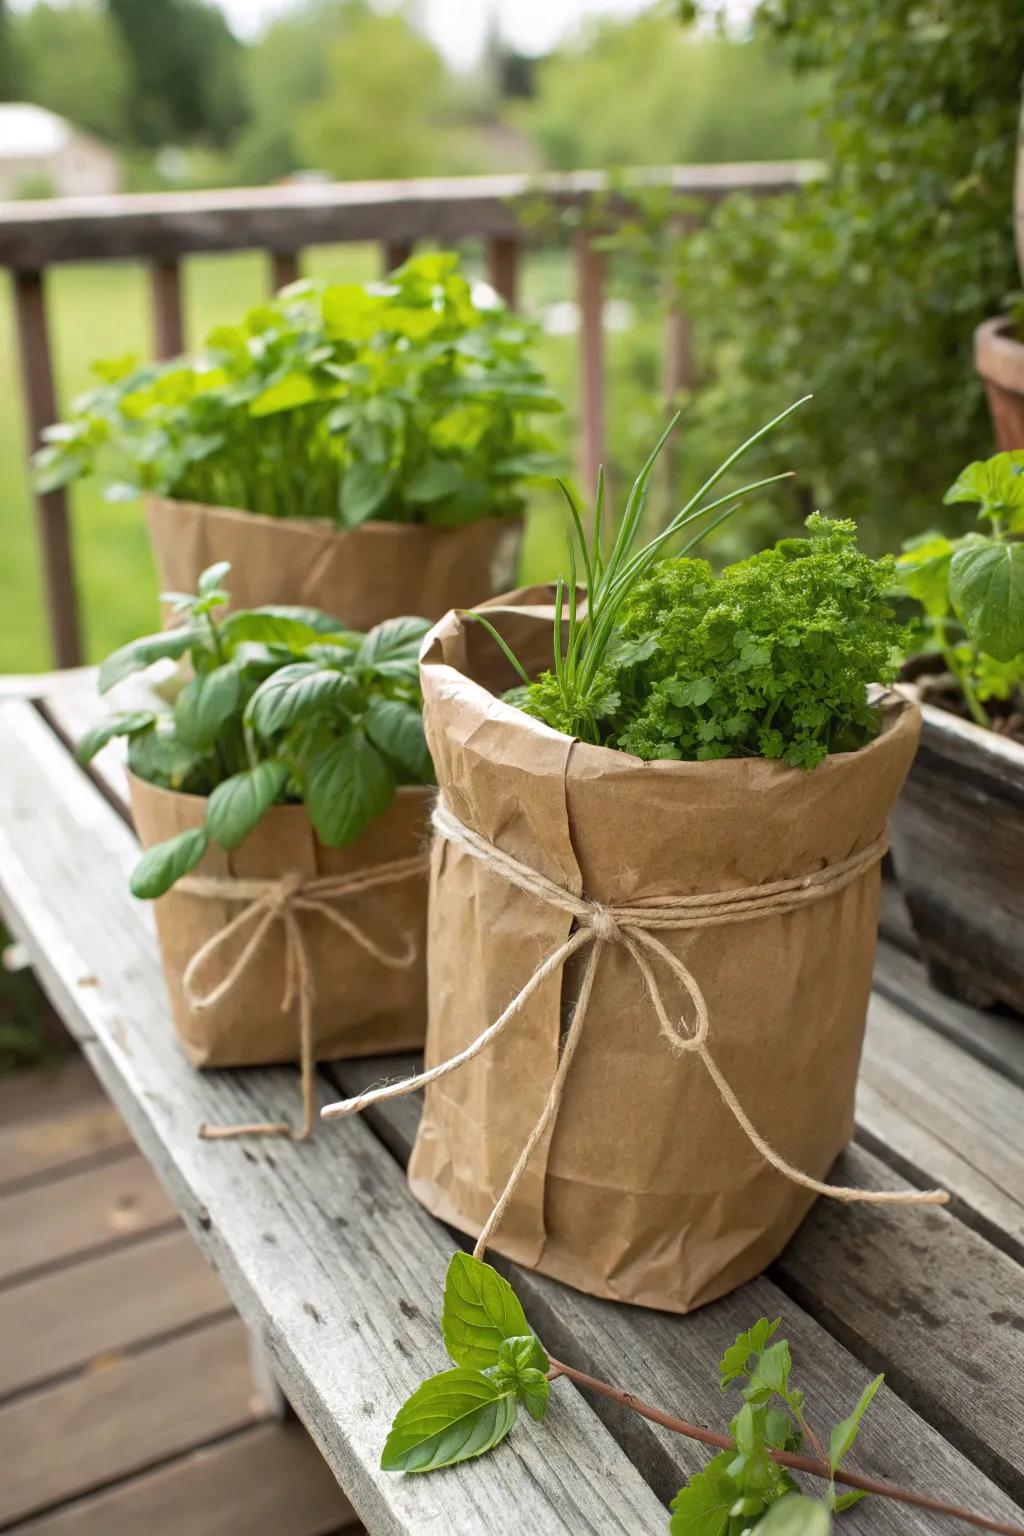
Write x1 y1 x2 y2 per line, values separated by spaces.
180 855 427 1141
322 798 948 1262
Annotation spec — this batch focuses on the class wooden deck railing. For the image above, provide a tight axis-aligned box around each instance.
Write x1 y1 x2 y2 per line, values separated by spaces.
0 163 817 666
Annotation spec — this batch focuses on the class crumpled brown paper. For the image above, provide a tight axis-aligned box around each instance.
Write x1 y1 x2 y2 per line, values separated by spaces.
407 588 922 1313
145 495 521 632
129 773 431 1068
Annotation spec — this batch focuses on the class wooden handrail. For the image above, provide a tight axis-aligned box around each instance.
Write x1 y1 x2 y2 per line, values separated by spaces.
3 162 817 666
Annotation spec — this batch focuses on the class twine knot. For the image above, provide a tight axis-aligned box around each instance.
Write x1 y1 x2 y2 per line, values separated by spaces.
321 797 948 1259
178 853 428 1142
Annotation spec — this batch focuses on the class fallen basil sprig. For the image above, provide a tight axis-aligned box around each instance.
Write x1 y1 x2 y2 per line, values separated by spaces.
78 562 433 898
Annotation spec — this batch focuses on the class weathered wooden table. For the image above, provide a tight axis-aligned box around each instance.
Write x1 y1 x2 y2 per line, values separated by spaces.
1 672 1023 1536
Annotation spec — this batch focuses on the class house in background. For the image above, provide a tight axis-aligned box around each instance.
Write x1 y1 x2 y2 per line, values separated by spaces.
0 104 122 198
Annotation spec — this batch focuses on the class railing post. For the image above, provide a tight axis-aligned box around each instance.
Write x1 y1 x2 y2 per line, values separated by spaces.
12 269 82 668
486 235 519 309
381 240 414 276
575 230 606 498
270 251 301 292
149 258 184 359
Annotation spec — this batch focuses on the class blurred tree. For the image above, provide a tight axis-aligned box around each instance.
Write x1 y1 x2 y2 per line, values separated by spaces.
679 0 1024 548
108 0 248 147
295 10 448 180
0 1 20 101
15 3 130 143
229 0 369 183
520 6 822 169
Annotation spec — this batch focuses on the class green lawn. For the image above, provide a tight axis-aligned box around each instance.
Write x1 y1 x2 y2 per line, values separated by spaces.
1 244 577 674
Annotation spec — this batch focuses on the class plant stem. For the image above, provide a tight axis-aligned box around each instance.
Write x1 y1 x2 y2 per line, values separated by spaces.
545 1357 1024 1536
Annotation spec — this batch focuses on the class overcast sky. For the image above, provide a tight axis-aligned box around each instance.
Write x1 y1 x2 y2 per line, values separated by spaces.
215 0 650 67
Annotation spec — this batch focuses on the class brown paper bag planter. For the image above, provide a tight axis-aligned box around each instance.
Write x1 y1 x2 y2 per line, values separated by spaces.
324 592 949 1313
130 772 431 1137
146 495 521 631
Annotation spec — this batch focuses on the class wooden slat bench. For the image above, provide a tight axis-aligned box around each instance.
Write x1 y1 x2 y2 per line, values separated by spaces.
1 674 1022 1535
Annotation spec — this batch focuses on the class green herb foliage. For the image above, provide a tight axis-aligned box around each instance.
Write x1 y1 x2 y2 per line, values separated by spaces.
384 1257 882 1534
33 253 560 529
899 452 1024 729
77 564 433 898
567 514 905 770
669 1317 881 1534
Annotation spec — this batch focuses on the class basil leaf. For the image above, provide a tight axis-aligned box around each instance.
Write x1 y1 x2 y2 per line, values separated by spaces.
949 539 1024 662
340 460 392 526
220 610 333 651
365 697 433 781
198 561 231 596
828 1373 882 1474
406 457 463 503
76 710 155 765
514 1366 549 1423
380 1367 517 1474
247 663 357 736
206 760 288 850
304 732 394 845
130 827 208 900
442 1252 547 1373
127 725 200 791
98 627 196 693
174 664 242 750
358 615 432 676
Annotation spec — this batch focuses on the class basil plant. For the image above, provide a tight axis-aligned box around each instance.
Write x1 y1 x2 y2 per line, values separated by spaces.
33 252 560 529
79 564 434 898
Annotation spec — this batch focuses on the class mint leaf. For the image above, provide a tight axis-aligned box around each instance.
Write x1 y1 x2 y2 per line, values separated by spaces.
304 732 394 846
206 760 288 849
98 627 196 693
829 1373 883 1474
175 664 242 751
380 1367 517 1474
130 827 208 899
757 1495 832 1534
719 1318 780 1389
365 697 433 781
949 539 1024 662
442 1253 546 1373
76 710 155 765
247 663 356 736
669 1451 739 1536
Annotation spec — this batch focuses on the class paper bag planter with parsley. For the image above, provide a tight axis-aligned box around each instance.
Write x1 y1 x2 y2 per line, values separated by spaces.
356 404 936 1313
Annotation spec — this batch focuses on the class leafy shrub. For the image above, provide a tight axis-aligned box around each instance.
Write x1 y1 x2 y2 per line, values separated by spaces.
899 450 1024 728
34 252 560 529
78 563 433 897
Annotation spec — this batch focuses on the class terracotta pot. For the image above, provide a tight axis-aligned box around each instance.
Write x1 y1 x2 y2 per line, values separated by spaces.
145 495 521 632
889 684 1024 1015
974 317 1024 451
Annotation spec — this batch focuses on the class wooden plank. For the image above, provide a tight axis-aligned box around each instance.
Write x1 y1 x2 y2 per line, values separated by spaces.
774 1143 1024 1503
486 234 519 308
874 938 1024 1090
11 1421 356 1536
381 239 413 275
0 1317 258 1526
11 269 81 667
0 164 819 269
270 250 301 291
575 230 605 497
332 1057 1024 1534
0 1226 230 1399
40 682 132 810
0 1054 104 1127
0 1082 130 1192
150 258 184 359
0 1152 176 1285
859 992 1024 1263
0 702 669 1536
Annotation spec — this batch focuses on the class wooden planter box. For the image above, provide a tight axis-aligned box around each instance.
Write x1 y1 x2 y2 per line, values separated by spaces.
889 691 1024 1014
974 317 1024 451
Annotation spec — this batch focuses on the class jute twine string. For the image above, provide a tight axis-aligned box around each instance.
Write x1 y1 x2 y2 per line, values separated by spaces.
180 854 428 1141
321 798 948 1262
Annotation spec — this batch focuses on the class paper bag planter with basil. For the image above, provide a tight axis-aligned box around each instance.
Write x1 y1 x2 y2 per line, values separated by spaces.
79 564 434 1139
323 406 947 1312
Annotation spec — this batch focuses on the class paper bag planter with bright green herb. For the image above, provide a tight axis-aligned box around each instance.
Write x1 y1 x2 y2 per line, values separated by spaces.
33 252 560 632
323 403 948 1311
80 564 434 1139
